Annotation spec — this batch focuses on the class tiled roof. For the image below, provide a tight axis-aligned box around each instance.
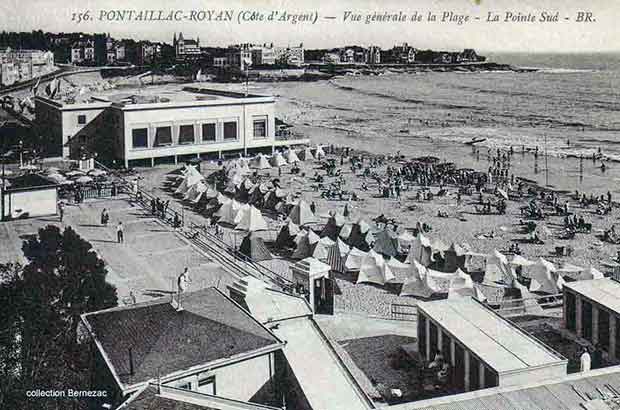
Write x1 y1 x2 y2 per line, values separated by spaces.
83 288 282 388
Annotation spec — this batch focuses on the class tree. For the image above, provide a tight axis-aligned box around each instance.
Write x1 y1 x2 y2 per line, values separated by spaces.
0 225 117 410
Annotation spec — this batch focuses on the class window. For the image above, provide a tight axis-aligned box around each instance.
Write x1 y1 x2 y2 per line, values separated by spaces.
565 292 576 331
599 308 610 351
202 123 216 142
417 314 426 360
77 115 86 125
469 355 479 391
223 121 237 140
132 128 148 148
582 301 593 341
253 119 266 138
178 125 195 145
154 126 172 147
197 376 215 395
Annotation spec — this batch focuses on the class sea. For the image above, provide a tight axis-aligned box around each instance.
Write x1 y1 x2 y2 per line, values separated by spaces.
252 52 620 195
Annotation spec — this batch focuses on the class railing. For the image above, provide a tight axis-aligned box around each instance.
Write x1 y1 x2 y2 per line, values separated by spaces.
494 293 563 317
390 303 418 321
96 160 296 293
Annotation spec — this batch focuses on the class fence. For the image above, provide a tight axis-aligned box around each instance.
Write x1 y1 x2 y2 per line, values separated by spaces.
390 303 418 321
96 161 296 293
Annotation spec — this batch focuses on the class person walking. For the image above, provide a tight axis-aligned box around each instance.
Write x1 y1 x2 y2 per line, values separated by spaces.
177 267 191 296
580 346 591 372
117 221 124 243
58 202 64 222
101 208 109 226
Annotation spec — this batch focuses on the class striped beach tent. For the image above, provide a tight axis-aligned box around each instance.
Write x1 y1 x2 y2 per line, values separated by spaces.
327 238 350 273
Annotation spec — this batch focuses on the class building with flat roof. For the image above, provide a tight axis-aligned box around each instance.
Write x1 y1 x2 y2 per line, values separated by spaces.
563 278 620 359
80 287 286 410
34 87 306 165
417 297 567 392
1 173 59 220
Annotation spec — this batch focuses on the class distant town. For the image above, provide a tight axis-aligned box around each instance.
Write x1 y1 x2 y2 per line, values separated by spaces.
0 30 490 87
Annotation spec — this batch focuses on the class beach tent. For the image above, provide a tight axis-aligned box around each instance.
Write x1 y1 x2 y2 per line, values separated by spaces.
400 261 442 298
443 243 470 273
510 254 535 267
292 229 320 259
184 181 207 201
344 247 367 272
249 183 270 206
584 267 605 281
287 199 319 226
398 231 416 252
251 153 272 170
239 232 272 261
174 166 204 195
356 250 395 286
264 188 287 209
311 240 330 261
448 269 476 299
270 152 287 167
339 224 353 241
556 263 585 281
528 258 561 294
513 280 544 315
215 200 242 225
235 206 269 232
233 204 251 225
276 221 300 249
236 178 255 201
348 219 374 251
386 258 411 282
284 149 300 164
373 228 400 257
321 213 346 240
314 145 326 160
406 233 434 267
484 249 516 285
298 146 315 161
327 238 350 273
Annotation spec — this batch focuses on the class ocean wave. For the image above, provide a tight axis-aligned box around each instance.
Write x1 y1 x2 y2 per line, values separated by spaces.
530 67 597 74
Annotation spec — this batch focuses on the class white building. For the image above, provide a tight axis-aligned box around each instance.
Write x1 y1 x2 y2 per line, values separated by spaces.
0 48 55 86
35 87 309 166
70 39 95 64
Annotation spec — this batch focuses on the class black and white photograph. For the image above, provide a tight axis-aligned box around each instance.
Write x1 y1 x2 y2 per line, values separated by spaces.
0 1 619 409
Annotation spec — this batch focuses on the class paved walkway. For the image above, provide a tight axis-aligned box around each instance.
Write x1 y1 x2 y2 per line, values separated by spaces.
273 317 373 410
0 197 234 304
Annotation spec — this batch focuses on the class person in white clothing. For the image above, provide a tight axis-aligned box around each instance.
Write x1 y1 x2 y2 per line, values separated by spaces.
580 347 591 372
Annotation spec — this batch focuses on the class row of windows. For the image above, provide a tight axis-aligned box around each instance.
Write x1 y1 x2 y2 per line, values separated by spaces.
131 119 267 149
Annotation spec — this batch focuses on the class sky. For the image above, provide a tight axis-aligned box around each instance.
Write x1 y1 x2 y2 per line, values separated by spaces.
0 0 618 52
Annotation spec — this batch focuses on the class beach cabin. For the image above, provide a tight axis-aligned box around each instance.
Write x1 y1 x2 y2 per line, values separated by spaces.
417 298 567 392
290 257 333 314
563 278 620 360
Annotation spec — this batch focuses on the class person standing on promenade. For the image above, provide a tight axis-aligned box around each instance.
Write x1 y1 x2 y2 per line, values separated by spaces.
117 221 124 243
58 202 64 222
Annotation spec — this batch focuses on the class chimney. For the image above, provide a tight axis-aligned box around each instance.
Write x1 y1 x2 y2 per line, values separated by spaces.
128 348 134 376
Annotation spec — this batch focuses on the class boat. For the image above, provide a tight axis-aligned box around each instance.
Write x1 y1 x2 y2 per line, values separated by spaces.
464 137 486 145
399 129 410 134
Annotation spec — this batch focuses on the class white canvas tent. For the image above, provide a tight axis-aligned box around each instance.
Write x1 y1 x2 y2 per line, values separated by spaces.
299 146 315 161
398 231 416 252
344 247 367 272
284 149 300 164
233 204 252 225
215 200 242 225
314 145 326 160
356 250 395 286
406 233 434 267
288 200 319 226
251 153 272 170
527 258 562 294
235 206 268 232
174 166 204 195
484 249 516 285
448 269 476 299
270 152 287 167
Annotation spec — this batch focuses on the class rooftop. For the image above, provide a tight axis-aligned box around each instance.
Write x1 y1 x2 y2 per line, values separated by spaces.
118 385 280 410
564 278 620 315
6 173 58 190
417 298 565 373
82 287 283 390
390 364 620 410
